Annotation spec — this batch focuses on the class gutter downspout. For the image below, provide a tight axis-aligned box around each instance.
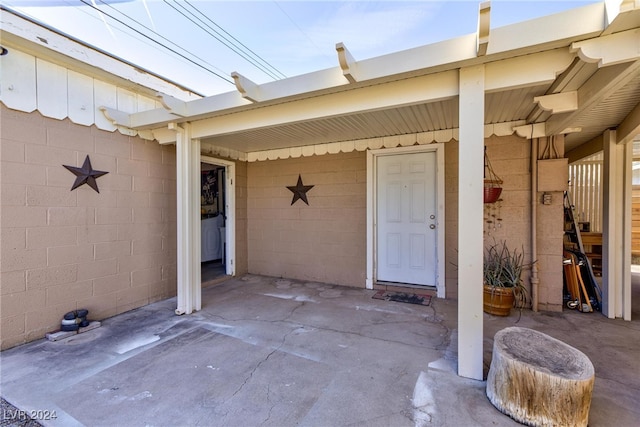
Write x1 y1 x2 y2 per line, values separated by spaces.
531 136 540 312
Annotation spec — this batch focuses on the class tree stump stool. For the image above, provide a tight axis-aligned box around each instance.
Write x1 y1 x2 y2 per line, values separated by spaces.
486 327 595 427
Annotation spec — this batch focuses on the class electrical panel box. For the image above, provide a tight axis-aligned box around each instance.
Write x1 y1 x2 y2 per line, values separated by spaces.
537 158 568 192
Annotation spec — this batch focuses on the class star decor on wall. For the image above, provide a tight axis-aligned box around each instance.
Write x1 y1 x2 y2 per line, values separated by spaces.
63 155 108 193
287 174 314 206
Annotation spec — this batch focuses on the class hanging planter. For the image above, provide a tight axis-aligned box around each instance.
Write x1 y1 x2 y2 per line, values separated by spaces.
484 184 503 204
484 147 503 204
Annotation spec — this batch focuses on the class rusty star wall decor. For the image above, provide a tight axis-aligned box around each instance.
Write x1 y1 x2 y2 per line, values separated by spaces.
63 155 108 193
287 174 314 205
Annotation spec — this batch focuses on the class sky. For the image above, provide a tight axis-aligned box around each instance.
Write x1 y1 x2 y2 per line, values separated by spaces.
4 0 601 97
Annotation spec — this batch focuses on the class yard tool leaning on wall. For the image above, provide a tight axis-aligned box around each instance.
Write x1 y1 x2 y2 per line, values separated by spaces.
563 251 601 312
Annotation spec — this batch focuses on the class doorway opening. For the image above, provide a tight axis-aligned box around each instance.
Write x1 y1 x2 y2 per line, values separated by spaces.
200 156 236 286
366 144 446 298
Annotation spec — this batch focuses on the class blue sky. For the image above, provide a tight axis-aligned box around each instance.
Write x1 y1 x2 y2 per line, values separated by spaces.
5 1 600 96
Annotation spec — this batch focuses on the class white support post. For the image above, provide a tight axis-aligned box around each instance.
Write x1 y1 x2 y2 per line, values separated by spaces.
457 65 485 380
602 129 632 320
174 123 202 315
623 139 632 321
602 130 617 318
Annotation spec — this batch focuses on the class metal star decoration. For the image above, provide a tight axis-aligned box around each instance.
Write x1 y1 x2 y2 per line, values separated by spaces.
287 174 314 205
63 155 108 193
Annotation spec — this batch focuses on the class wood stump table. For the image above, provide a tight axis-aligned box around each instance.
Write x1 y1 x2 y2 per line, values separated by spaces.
486 327 595 427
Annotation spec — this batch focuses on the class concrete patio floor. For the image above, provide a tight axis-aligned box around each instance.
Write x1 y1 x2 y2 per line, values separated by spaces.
1 273 639 427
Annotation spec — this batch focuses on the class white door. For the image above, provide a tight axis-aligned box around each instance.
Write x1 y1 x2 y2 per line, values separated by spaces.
377 152 437 286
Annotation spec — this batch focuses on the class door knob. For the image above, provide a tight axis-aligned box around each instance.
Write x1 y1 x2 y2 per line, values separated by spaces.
430 214 436 220
429 224 436 229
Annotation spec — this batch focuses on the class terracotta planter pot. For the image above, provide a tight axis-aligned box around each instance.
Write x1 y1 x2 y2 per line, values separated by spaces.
483 285 514 316
484 186 502 204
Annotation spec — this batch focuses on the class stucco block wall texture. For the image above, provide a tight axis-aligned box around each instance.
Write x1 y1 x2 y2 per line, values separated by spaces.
0 106 177 349
234 160 249 276
479 135 564 312
247 152 367 286
245 135 564 312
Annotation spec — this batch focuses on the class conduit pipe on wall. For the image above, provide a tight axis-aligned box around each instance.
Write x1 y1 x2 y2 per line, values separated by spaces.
531 136 540 312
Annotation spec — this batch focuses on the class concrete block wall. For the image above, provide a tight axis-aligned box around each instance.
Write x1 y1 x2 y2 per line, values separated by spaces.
481 135 535 304
445 134 564 308
444 139 459 299
0 106 177 349
536 200 565 312
243 134 564 307
535 137 566 312
247 152 367 287
443 136 533 299
482 135 532 257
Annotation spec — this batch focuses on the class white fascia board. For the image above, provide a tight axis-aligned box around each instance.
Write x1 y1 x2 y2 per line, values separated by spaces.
132 49 575 134
190 71 459 139
572 29 640 67
126 62 407 129
125 36 476 130
354 34 479 81
127 2 608 131
0 8 201 102
129 46 573 131
484 49 574 92
603 0 640 35
127 69 348 128
129 91 251 129
256 35 475 97
487 3 606 55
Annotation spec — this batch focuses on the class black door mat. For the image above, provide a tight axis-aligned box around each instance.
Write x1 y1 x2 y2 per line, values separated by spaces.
372 290 432 306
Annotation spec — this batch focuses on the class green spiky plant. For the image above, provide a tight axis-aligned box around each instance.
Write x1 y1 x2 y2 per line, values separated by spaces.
483 240 531 309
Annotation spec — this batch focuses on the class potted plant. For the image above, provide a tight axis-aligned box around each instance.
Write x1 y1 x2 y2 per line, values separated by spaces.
483 240 530 316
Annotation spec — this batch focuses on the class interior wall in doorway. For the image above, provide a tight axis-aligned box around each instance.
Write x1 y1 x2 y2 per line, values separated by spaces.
199 156 249 277
201 163 225 218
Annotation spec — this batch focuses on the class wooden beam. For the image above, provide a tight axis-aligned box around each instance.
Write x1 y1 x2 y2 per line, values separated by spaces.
154 92 188 117
514 123 546 139
336 42 358 83
572 29 640 67
231 72 261 103
617 99 640 145
124 48 573 133
546 61 640 136
99 106 131 127
534 91 578 114
603 1 640 36
477 1 491 57
190 71 459 139
566 135 604 163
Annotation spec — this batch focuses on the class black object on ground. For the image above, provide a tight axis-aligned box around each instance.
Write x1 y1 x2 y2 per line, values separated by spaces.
372 290 431 306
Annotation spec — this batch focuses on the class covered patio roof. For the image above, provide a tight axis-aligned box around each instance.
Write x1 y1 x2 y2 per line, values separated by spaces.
96 0 640 381
2 0 638 383
98 0 640 161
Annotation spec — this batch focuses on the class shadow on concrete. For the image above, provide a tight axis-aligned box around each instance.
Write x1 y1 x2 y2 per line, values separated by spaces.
0 274 638 426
